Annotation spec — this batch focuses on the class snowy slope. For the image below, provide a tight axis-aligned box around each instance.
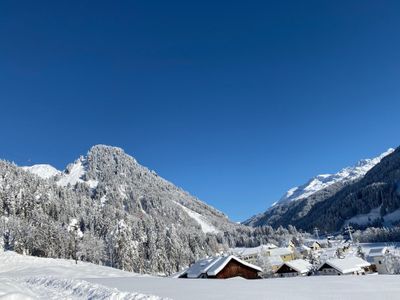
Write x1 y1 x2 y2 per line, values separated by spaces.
275 148 394 206
56 157 98 188
57 159 86 187
21 164 61 179
0 251 165 299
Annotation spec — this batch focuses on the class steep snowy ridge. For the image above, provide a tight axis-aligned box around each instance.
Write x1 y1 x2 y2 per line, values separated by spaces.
276 148 395 205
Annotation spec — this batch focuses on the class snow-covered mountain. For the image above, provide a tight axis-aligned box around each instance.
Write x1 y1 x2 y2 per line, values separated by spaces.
2 145 291 275
244 148 398 229
275 148 395 206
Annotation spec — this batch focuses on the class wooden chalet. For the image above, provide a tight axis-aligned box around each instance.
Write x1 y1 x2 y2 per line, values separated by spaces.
179 255 262 279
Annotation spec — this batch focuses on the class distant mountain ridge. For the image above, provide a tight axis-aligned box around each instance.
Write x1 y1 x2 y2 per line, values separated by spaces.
274 148 395 206
244 148 398 231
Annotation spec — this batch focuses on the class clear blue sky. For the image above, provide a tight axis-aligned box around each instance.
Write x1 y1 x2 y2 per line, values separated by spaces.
1 1 399 221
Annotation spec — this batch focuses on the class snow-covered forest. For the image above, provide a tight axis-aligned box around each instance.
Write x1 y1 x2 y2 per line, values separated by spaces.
0 145 303 275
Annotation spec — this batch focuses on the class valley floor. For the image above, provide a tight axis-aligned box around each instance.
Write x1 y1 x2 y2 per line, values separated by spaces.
89 275 400 300
1 251 400 300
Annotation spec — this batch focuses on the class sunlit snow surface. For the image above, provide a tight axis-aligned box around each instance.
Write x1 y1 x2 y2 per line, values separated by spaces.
0 251 165 300
89 275 400 300
1 251 400 300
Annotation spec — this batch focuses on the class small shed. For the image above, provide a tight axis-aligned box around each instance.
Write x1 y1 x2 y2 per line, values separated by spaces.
367 247 390 274
275 259 312 277
179 255 262 279
318 257 371 275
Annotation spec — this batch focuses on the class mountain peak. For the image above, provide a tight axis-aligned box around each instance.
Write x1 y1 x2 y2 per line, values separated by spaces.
87 144 138 164
89 144 126 154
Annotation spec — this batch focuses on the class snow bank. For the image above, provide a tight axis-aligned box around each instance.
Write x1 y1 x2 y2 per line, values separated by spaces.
0 251 138 279
22 277 165 300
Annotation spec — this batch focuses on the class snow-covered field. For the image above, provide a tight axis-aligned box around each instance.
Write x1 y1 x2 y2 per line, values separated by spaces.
89 275 400 300
0 251 164 299
1 251 400 300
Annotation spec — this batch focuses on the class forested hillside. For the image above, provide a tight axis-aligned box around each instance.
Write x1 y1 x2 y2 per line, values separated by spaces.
0 145 300 275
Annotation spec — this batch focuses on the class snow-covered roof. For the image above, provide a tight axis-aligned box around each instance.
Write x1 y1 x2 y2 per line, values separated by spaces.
184 255 262 278
232 244 277 257
367 247 388 257
207 256 262 276
267 255 284 266
284 259 312 274
185 257 219 278
296 245 311 252
322 257 370 274
268 248 293 257
305 240 321 247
